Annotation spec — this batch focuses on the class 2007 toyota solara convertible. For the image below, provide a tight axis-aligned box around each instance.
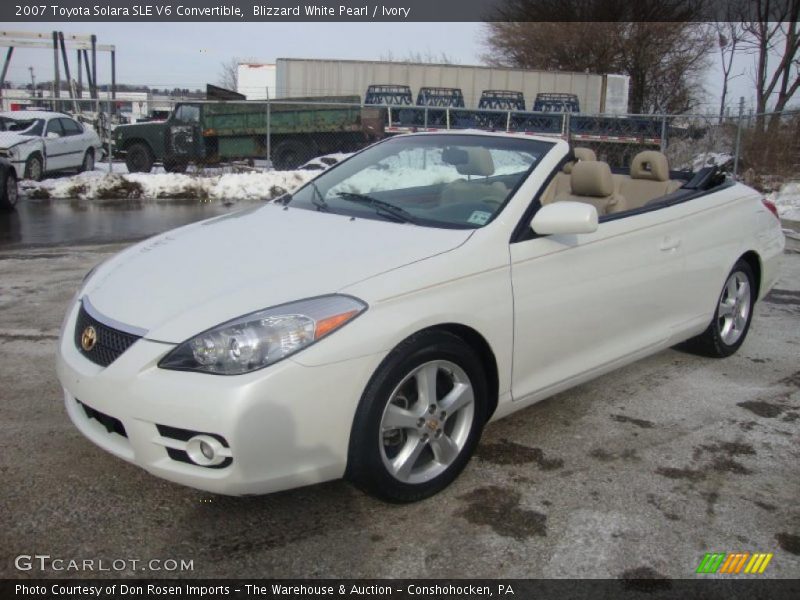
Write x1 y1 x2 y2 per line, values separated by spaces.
57 132 785 502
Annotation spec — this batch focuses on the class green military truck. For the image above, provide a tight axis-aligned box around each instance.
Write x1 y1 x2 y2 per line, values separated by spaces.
113 96 385 172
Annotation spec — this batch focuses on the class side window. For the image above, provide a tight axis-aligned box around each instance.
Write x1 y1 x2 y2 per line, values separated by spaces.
174 105 200 123
45 119 64 137
60 118 83 136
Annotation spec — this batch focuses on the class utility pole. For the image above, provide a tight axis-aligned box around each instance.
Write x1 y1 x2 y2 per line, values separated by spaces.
28 66 35 97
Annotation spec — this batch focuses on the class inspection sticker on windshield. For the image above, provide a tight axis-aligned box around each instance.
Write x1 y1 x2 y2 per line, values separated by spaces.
467 211 491 226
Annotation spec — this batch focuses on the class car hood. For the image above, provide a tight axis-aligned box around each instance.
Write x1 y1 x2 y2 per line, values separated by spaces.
83 203 472 343
0 133 39 150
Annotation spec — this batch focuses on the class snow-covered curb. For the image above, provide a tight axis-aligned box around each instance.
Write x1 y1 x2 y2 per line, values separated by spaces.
769 181 800 222
19 153 352 201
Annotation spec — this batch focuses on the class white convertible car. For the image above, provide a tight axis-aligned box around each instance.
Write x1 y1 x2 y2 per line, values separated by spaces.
56 132 784 502
0 111 102 181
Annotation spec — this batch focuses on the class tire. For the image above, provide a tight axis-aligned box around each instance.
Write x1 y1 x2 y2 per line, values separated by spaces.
24 154 44 181
272 139 315 170
79 149 95 173
125 143 154 173
683 259 756 358
0 171 19 210
163 159 188 173
347 330 488 502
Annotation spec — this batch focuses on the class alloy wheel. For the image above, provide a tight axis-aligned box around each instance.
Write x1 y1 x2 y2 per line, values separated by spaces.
717 271 751 346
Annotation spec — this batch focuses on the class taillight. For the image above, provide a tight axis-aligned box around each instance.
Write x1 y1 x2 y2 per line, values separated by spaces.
762 198 780 221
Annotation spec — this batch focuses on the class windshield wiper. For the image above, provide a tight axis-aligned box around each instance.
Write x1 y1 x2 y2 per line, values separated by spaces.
334 192 418 224
310 182 329 212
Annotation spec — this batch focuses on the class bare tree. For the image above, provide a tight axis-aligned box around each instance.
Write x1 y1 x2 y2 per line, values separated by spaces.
379 50 459 64
482 0 715 113
742 0 800 131
715 20 748 121
218 57 240 91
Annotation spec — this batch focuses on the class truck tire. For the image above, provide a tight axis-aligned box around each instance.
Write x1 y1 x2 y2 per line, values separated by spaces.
272 139 315 170
164 159 188 174
125 143 154 173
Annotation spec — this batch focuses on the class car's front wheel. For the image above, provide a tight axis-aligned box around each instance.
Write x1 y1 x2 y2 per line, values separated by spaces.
684 259 756 357
347 330 487 502
24 154 43 181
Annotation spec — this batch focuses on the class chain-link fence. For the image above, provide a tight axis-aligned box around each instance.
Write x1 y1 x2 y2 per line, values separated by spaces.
0 91 797 193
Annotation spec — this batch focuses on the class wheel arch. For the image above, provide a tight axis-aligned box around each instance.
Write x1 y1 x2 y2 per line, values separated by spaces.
403 323 500 422
737 250 762 298
121 138 153 154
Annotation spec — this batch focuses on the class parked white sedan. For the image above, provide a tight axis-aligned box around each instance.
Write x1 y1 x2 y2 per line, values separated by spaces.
56 132 784 502
0 111 102 181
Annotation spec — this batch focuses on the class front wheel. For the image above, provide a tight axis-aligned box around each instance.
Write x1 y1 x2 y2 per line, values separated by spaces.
0 171 19 210
684 259 756 357
347 330 487 502
24 154 43 181
125 143 154 173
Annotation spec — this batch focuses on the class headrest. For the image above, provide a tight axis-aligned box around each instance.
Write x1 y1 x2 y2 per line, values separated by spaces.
630 151 669 182
570 161 614 197
456 147 495 177
563 147 597 174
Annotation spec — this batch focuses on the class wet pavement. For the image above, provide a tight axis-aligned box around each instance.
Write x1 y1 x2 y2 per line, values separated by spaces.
0 198 254 249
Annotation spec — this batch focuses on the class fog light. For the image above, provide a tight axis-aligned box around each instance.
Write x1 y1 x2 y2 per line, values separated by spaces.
186 435 226 467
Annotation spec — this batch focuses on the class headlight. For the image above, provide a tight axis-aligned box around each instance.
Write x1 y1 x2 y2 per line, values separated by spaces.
158 295 367 375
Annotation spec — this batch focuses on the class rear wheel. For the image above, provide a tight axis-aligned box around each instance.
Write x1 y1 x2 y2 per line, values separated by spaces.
125 143 154 173
163 159 188 173
0 171 18 210
684 259 756 357
347 330 487 502
24 154 43 181
272 139 315 170
79 149 95 173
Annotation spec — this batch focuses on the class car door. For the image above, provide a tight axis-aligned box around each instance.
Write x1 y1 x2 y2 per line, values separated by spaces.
508 207 687 403
167 104 203 161
43 118 68 172
59 118 89 168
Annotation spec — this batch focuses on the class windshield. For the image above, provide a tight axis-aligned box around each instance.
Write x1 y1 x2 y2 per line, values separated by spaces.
287 134 554 229
1 117 45 136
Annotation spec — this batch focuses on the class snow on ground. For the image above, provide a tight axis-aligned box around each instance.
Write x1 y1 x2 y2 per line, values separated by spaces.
19 154 351 201
770 180 800 222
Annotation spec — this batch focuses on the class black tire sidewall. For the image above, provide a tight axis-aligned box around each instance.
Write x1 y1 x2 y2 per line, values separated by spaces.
0 171 17 209
81 150 94 172
347 331 488 502
126 144 153 173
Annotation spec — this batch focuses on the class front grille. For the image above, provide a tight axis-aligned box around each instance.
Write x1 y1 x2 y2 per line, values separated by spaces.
74 303 141 367
78 400 127 437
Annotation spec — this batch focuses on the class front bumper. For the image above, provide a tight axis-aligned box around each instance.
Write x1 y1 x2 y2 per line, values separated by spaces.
56 300 383 495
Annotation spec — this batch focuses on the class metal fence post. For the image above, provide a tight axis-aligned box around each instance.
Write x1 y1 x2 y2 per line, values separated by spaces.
446 107 450 130
387 105 392 127
733 97 744 179
106 94 112 173
424 106 428 129
506 110 511 132
660 115 668 152
266 96 271 168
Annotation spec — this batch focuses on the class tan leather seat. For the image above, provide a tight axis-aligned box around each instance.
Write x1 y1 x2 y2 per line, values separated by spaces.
542 147 597 205
440 147 507 206
554 160 627 216
617 151 682 209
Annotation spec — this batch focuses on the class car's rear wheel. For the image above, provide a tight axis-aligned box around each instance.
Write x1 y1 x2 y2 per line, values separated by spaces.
125 143 154 173
0 171 19 210
79 149 95 173
684 259 756 357
347 330 487 502
24 154 43 181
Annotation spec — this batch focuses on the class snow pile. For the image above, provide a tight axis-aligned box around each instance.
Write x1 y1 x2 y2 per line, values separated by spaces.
687 152 734 172
770 181 800 222
22 169 317 201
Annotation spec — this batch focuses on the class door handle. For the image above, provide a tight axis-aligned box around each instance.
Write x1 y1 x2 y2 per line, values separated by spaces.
659 237 681 252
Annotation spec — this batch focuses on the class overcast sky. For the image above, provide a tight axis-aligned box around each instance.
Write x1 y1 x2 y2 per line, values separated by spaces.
3 22 759 112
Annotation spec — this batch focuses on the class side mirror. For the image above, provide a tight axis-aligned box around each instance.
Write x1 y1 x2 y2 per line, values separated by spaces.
531 201 599 235
46 131 60 139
